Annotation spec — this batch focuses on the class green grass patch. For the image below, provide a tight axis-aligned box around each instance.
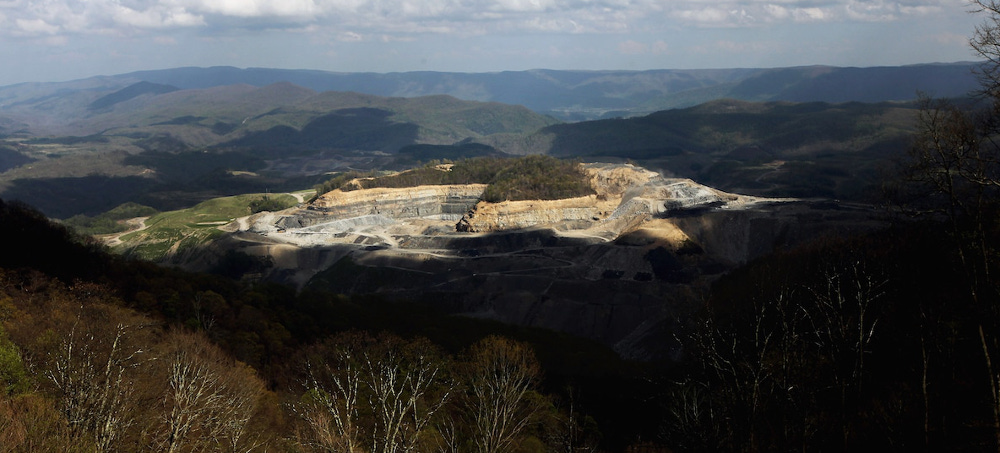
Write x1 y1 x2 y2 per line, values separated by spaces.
116 192 296 261
63 202 159 235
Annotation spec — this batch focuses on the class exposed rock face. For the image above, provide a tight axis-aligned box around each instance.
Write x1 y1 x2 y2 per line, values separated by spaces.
456 163 780 239
214 162 879 359
249 184 488 240
311 184 488 221
456 195 615 232
585 163 659 197
244 163 773 245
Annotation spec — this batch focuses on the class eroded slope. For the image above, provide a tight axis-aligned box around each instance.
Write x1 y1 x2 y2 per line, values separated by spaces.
194 163 877 358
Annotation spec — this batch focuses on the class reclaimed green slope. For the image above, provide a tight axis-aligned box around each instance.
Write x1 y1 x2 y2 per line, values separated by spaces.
116 192 300 262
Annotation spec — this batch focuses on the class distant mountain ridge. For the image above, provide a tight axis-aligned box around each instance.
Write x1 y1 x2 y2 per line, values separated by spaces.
0 81 557 148
0 80 560 217
88 81 179 111
0 63 978 218
0 63 981 122
115 63 985 119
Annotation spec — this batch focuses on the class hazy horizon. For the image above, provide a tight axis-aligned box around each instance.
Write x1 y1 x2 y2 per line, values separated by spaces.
0 0 983 87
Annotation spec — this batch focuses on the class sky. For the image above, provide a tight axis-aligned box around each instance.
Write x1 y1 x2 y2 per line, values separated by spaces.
0 0 986 86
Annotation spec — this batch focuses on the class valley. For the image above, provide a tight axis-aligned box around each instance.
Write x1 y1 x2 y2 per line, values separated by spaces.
0 64 962 219
0 64 919 359
0 65 927 359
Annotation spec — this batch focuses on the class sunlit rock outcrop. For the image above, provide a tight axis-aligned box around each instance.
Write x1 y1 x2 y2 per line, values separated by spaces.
310 184 488 220
212 162 876 359
456 195 613 232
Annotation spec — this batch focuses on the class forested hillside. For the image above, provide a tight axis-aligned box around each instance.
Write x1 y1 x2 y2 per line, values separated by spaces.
0 64 978 121
0 87 556 218
0 96 923 219
527 99 919 201
3 89 1000 449
0 198 646 452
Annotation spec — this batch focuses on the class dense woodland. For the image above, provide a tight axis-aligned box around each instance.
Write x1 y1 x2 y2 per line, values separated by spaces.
0 198 634 453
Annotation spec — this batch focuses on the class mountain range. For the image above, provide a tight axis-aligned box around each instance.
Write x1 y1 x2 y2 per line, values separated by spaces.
0 62 980 218
0 63 980 123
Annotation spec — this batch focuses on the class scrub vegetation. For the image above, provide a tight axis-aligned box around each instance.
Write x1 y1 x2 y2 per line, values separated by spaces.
313 155 594 203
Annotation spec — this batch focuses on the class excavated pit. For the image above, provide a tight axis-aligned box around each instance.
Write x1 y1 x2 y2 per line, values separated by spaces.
204 163 879 358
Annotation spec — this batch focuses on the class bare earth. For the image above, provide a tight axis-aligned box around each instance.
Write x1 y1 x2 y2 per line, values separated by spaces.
101 216 150 247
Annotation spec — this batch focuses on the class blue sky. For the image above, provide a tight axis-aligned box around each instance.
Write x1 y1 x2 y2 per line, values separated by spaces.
0 0 983 86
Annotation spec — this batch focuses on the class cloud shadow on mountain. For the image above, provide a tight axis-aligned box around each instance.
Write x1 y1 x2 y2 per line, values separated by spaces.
224 107 420 153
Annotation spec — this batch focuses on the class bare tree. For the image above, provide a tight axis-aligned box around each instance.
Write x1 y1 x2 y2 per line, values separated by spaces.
679 265 885 452
366 336 452 453
660 379 726 453
160 330 267 453
45 317 145 452
298 332 452 453
433 416 461 453
298 344 364 453
545 388 600 453
692 294 781 452
462 335 542 453
808 264 885 450
903 11 1000 441
973 0 1000 100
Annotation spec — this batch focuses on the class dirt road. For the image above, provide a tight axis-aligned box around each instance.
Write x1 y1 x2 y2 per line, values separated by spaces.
101 216 150 247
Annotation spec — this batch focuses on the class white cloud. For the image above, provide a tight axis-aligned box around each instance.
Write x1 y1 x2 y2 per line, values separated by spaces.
16 18 60 35
676 7 732 25
338 30 363 41
491 0 558 13
519 16 585 32
765 4 790 20
0 0 980 87
188 0 320 18
664 0 953 27
0 0 969 41
112 5 205 28
795 7 826 21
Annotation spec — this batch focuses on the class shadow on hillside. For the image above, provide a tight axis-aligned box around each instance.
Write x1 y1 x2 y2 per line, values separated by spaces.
0 146 36 172
0 175 160 218
124 150 268 182
0 170 327 218
224 107 420 153
539 101 911 201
